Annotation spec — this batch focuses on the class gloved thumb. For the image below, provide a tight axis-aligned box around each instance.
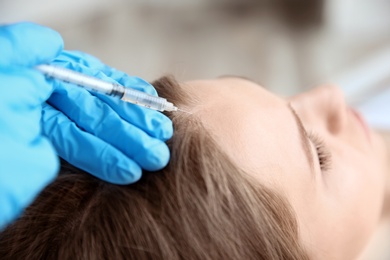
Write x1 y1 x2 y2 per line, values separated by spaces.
0 22 64 67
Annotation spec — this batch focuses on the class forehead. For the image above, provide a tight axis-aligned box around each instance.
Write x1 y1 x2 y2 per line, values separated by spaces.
182 78 310 184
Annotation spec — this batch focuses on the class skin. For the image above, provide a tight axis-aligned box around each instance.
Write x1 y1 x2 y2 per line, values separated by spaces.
378 131 390 218
181 77 389 259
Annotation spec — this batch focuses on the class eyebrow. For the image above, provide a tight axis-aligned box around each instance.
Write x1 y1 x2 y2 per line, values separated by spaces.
287 104 315 172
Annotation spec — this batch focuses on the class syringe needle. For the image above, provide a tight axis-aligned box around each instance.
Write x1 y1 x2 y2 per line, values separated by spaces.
177 108 192 114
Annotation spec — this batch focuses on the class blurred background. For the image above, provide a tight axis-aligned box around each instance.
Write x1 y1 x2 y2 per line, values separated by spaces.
1 0 390 98
1 0 390 258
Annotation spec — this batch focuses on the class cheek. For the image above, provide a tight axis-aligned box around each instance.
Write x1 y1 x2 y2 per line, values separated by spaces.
298 136 387 260
330 135 386 223
321 146 385 259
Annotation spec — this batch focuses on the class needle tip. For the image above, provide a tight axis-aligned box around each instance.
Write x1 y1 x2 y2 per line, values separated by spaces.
177 108 192 114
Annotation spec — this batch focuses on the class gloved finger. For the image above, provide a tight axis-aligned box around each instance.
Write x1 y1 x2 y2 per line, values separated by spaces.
0 22 63 67
93 92 173 141
42 103 143 184
0 68 53 107
0 137 58 230
47 87 170 171
90 72 173 141
51 54 173 141
53 50 112 77
0 69 53 143
53 50 158 96
62 51 153 96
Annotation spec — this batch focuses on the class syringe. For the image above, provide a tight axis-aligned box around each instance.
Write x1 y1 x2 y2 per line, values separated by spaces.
36 64 178 112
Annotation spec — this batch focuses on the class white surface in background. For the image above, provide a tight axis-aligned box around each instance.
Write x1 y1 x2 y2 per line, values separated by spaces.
0 0 209 25
356 86 390 130
335 45 390 130
334 47 390 105
325 0 390 130
331 44 390 130
325 0 390 38
0 0 120 25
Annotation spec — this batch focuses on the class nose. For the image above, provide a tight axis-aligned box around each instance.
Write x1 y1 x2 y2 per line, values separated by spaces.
289 85 348 135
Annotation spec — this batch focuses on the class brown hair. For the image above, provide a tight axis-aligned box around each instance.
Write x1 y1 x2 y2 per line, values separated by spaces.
0 76 309 260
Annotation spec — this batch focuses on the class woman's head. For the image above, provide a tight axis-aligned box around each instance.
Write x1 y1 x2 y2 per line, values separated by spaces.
0 76 308 259
182 77 388 259
0 76 387 260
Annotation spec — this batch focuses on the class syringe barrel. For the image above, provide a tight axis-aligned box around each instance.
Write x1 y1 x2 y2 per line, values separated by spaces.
36 64 117 95
122 88 177 111
36 64 178 112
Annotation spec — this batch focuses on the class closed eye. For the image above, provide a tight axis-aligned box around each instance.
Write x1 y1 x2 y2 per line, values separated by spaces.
306 131 332 172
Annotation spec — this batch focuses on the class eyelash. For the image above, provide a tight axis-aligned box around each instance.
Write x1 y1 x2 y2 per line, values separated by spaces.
307 132 332 172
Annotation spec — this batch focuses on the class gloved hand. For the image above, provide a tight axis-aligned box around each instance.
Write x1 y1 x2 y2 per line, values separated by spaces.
0 22 62 229
42 51 173 184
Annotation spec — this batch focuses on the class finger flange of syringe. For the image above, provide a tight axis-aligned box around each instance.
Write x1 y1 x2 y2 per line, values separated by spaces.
35 64 178 112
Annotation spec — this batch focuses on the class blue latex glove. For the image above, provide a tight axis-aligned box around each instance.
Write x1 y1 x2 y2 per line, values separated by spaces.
0 22 62 229
41 51 173 184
